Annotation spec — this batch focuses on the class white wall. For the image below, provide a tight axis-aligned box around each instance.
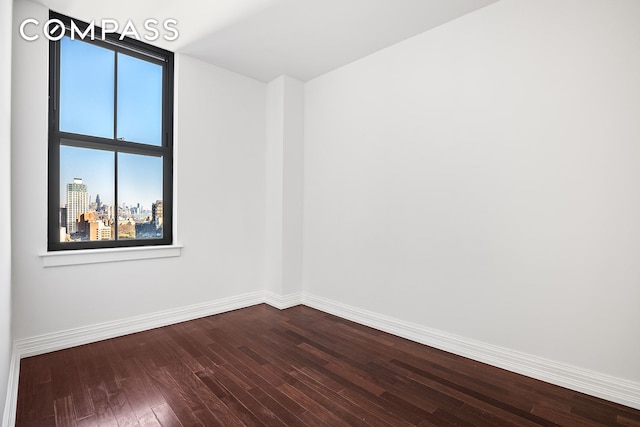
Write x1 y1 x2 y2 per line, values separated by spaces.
1 0 13 422
265 78 285 294
11 1 267 340
303 0 640 383
281 77 304 296
265 76 304 298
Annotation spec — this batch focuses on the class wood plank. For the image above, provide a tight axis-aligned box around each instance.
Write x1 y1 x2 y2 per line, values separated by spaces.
146 366 208 426
151 402 183 427
289 369 393 427
62 351 95 421
85 379 119 426
16 372 55 424
53 396 78 427
196 368 273 426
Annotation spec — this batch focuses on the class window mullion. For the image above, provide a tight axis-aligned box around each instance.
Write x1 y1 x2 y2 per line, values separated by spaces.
113 52 119 241
114 150 119 241
48 37 61 249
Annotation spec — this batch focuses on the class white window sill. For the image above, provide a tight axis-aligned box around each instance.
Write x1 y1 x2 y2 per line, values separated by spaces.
40 245 183 267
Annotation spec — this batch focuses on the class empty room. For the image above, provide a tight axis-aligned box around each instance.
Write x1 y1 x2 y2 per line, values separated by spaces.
1 0 640 425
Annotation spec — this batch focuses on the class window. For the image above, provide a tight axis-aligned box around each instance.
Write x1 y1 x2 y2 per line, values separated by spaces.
48 12 174 251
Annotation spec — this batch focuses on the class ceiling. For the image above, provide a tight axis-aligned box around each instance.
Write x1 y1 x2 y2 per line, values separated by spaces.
29 0 499 82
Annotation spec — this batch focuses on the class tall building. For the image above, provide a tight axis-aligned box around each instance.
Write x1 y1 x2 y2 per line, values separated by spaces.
66 178 89 234
152 200 163 226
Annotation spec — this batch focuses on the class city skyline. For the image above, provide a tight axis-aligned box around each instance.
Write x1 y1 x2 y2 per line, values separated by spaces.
60 176 164 243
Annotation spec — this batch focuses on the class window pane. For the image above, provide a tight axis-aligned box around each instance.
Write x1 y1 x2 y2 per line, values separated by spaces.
117 153 163 240
60 37 115 139
59 146 114 242
117 53 163 146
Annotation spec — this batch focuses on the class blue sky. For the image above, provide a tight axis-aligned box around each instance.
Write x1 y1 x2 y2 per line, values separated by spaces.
59 36 163 211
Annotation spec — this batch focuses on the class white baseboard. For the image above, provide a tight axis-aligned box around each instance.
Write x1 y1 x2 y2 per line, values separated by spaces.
302 293 640 411
264 291 303 310
1 346 19 427
15 291 265 359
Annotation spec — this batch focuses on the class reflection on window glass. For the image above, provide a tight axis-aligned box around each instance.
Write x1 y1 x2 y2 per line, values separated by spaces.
60 37 115 139
59 146 114 242
117 53 163 146
117 153 163 239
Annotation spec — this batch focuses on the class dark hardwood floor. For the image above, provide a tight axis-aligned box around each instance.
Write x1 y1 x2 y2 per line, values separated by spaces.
15 304 640 426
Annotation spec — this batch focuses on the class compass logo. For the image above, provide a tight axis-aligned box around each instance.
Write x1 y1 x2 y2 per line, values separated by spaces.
19 18 179 42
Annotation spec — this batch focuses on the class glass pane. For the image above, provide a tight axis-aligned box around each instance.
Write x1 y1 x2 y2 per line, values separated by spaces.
59 146 115 243
60 37 115 139
117 153 163 240
117 53 163 146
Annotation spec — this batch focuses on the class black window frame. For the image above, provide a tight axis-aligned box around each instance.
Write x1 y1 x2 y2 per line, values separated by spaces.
47 11 174 251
